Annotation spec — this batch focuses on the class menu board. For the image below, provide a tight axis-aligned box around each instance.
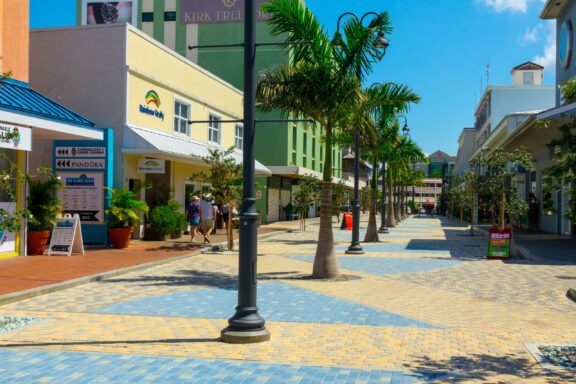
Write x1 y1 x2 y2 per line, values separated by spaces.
57 172 104 223
487 227 512 259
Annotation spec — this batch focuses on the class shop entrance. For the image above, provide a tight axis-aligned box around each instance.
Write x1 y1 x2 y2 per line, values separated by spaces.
145 160 171 210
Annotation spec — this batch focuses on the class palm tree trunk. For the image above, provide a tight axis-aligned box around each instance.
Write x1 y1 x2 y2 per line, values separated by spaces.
394 179 402 223
364 186 379 242
313 182 339 278
499 192 506 229
387 178 396 227
313 125 338 279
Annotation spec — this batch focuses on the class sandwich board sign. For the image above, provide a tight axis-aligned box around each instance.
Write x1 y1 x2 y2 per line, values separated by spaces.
48 214 85 256
487 227 512 259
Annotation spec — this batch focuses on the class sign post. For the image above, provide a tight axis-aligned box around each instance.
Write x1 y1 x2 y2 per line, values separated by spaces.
487 227 513 259
53 129 113 245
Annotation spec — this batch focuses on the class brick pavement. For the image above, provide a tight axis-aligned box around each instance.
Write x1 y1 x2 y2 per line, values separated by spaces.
0 215 575 383
0 224 288 297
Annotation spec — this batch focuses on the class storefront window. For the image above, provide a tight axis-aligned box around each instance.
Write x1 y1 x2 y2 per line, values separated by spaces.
0 149 18 256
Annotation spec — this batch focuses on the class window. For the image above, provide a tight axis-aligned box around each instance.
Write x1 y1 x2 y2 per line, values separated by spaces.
312 137 316 170
164 11 177 21
302 130 307 167
523 71 534 85
235 125 244 150
291 125 297 165
208 114 221 144
142 12 154 22
173 100 190 135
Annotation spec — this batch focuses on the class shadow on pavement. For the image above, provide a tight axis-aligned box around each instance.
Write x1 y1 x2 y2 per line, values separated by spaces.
0 337 221 349
102 270 238 288
406 353 573 383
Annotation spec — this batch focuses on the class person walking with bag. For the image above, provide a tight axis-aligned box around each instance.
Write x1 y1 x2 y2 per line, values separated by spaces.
199 194 216 244
187 195 201 243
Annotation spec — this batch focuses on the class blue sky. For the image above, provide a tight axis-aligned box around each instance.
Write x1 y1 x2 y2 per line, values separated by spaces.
30 0 555 155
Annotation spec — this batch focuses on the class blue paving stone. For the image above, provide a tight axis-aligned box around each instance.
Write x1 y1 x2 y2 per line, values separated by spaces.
93 282 436 328
0 349 441 383
334 242 450 254
290 256 462 276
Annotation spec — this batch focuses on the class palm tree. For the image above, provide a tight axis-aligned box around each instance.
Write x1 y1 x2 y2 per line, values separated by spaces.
385 135 426 227
362 83 421 242
257 0 391 278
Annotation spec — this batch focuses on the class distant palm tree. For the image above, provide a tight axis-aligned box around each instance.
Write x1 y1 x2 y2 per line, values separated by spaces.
361 83 421 242
257 0 391 278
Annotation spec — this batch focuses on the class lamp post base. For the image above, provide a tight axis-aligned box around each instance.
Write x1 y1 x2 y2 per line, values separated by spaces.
345 244 365 255
221 327 271 344
378 226 389 234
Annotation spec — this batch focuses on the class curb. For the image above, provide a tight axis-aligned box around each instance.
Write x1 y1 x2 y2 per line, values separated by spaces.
0 227 294 307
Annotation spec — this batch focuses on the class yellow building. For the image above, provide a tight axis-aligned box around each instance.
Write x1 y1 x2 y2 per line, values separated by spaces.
30 24 270 236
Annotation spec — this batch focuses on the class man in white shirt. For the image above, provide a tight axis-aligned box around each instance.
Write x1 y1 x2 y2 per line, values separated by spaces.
199 194 216 243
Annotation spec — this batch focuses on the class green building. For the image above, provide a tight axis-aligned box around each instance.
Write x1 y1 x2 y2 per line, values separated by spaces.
76 0 342 222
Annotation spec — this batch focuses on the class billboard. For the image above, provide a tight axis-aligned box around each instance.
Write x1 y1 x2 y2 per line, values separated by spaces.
179 0 272 24
81 1 138 25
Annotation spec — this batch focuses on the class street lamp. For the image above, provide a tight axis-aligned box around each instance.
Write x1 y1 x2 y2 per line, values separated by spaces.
332 11 389 255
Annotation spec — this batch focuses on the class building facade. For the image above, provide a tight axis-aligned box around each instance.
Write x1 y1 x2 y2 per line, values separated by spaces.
30 24 270 236
73 0 341 223
1 0 103 258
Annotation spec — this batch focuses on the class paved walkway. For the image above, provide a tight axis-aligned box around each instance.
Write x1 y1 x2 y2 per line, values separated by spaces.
0 223 289 297
1 216 575 383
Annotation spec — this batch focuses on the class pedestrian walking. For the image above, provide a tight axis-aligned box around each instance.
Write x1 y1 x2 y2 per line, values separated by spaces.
187 195 201 243
222 203 230 234
199 194 216 244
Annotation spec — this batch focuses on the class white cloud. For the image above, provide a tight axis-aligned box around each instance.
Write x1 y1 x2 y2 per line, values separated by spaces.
532 21 556 70
477 0 547 13
477 0 529 13
521 25 542 45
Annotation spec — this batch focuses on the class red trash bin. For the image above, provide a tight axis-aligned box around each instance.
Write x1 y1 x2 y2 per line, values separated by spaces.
343 212 352 230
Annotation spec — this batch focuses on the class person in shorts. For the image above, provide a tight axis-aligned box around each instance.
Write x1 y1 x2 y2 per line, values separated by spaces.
199 194 216 243
187 195 201 243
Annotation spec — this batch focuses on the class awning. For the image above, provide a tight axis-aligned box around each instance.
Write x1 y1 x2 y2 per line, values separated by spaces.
500 103 576 152
0 79 102 141
123 125 271 176
266 165 354 188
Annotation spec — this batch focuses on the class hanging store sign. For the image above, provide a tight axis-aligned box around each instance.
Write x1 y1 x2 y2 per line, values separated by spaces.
0 125 31 151
180 0 272 24
138 159 165 174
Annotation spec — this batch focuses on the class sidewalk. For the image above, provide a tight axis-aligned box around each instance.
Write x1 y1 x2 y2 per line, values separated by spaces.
0 215 574 383
473 223 576 264
0 219 303 300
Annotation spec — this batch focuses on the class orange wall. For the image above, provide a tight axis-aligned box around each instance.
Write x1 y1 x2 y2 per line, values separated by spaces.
0 0 29 82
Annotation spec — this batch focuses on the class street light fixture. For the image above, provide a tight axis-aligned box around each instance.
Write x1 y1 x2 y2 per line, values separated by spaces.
332 11 389 255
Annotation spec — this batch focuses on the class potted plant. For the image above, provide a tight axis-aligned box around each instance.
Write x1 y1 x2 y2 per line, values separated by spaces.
284 202 295 221
106 188 148 248
27 172 62 255
148 200 187 240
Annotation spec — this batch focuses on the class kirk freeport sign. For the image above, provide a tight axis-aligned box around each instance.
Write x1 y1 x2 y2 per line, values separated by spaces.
179 0 272 24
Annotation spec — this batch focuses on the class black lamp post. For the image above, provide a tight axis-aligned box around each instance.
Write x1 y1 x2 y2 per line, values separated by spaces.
220 0 269 344
332 12 389 255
